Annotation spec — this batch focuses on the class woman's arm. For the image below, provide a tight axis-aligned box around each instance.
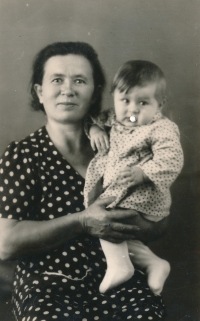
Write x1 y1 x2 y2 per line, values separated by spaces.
0 197 141 261
121 214 169 244
0 213 83 261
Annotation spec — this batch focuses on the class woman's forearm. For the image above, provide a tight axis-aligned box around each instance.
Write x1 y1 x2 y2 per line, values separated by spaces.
139 216 169 243
0 213 84 261
121 214 169 244
0 197 157 261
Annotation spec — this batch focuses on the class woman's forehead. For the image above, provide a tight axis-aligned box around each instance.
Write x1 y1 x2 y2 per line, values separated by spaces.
43 54 93 77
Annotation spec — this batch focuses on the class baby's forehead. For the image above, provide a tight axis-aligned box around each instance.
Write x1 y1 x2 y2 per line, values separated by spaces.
117 82 158 96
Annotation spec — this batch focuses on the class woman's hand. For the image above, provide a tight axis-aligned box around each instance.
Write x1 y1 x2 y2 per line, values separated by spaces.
89 124 109 154
79 197 140 243
120 214 170 244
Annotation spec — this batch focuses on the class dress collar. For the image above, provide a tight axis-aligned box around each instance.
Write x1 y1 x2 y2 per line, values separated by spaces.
112 110 163 133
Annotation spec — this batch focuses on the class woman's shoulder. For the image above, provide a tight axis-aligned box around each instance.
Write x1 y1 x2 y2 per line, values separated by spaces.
4 127 46 150
20 126 47 144
0 126 47 164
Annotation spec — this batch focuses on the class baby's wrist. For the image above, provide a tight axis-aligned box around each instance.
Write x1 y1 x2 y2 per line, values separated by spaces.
89 124 104 135
142 171 150 183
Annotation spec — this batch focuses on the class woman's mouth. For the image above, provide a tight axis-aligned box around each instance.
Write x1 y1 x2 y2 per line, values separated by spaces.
57 102 77 106
57 102 77 109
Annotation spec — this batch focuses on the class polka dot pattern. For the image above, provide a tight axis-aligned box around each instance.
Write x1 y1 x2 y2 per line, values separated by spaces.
0 126 166 320
84 111 183 218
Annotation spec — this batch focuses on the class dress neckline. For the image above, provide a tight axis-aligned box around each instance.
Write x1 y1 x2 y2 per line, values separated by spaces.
42 126 86 181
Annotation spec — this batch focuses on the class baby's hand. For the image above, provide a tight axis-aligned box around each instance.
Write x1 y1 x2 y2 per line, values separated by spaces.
89 125 109 154
117 166 147 187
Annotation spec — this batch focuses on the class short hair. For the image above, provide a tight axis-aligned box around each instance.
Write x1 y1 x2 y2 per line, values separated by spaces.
111 60 166 102
30 42 106 116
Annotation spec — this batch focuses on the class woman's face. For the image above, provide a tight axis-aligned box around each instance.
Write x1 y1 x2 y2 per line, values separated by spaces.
34 54 95 124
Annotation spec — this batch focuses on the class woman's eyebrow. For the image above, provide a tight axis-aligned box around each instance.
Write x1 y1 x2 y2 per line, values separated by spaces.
72 74 88 79
50 73 65 78
50 73 88 79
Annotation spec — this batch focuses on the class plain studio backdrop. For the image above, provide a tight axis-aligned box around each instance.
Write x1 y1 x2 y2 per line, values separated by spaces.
0 1 199 320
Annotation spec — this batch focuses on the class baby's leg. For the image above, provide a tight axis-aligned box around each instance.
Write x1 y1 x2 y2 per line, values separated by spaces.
99 239 134 293
127 240 170 295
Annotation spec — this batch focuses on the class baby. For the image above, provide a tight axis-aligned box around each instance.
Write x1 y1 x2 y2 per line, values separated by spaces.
84 60 184 295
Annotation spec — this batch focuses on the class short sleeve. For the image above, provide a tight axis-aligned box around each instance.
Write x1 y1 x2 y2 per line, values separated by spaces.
85 109 114 135
0 141 38 220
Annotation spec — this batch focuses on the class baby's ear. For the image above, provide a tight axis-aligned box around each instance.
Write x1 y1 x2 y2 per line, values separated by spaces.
159 97 166 109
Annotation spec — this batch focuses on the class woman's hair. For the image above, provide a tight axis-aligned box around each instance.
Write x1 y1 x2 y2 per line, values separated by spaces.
111 60 166 102
30 42 106 116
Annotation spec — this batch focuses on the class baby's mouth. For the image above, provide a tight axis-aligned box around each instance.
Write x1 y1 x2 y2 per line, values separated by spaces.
130 116 137 123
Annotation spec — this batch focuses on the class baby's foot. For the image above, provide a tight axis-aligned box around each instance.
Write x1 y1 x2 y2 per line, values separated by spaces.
99 240 134 293
146 258 170 295
99 261 134 293
127 240 170 295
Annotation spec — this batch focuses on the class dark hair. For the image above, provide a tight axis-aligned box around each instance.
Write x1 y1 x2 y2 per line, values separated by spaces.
111 60 166 102
30 42 106 116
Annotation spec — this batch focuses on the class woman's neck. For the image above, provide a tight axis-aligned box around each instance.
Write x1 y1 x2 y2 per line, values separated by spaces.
46 120 85 150
45 120 93 178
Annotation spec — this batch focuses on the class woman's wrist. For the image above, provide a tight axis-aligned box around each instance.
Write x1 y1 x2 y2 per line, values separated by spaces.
76 209 89 234
74 211 85 234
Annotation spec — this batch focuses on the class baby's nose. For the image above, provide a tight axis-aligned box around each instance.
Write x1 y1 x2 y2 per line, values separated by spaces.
129 102 139 113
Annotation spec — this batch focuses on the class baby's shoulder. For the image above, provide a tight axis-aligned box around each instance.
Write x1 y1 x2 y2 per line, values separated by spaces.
150 117 180 142
154 116 179 130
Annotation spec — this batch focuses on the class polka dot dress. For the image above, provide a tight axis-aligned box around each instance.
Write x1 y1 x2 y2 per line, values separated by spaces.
0 126 167 320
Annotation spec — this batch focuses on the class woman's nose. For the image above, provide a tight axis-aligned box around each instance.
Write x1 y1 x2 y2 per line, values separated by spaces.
61 80 74 96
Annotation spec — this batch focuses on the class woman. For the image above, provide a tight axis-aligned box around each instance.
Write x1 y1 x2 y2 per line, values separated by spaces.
0 42 168 320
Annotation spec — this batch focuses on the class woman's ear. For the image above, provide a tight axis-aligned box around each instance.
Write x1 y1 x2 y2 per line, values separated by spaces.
91 85 101 104
34 84 43 104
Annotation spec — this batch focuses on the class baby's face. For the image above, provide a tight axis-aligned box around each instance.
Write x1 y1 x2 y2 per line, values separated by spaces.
113 83 162 127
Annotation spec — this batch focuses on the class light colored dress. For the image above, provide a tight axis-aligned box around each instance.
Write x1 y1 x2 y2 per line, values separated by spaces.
84 110 183 221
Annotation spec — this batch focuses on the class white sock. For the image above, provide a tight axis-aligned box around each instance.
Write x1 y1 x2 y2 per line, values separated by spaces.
99 239 134 293
146 258 170 295
128 240 170 295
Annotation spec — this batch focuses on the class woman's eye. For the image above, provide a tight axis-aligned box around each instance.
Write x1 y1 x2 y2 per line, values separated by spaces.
75 79 85 84
52 78 63 83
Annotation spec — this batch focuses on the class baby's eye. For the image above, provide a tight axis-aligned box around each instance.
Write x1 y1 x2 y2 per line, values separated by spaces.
74 79 86 85
139 101 148 106
121 98 129 104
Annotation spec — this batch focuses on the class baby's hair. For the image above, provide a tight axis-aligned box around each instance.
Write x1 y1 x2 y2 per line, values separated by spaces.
111 60 166 102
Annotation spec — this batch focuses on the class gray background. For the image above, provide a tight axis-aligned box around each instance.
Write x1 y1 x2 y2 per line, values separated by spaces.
0 0 200 320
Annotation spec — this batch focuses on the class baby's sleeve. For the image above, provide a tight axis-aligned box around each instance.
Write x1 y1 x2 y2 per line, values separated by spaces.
0 141 38 221
84 109 114 137
138 120 184 191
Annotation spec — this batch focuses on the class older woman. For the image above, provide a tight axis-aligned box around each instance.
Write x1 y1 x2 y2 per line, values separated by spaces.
0 42 168 320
